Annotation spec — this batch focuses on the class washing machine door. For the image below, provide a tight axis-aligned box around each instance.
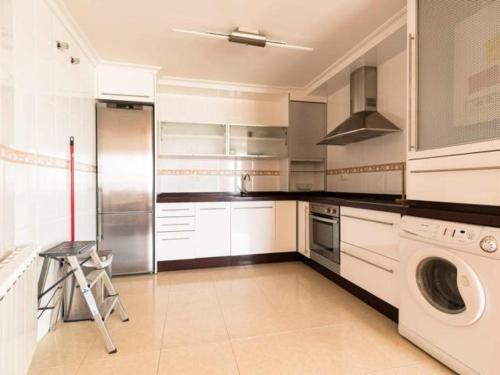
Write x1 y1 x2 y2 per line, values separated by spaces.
407 247 485 326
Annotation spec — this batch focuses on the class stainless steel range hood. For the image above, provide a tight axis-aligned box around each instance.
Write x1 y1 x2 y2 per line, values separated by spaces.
318 66 400 146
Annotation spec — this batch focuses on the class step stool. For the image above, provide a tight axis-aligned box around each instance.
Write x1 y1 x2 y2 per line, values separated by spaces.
38 241 129 353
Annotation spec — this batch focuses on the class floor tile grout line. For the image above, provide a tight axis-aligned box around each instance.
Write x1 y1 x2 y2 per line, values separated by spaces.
213 273 242 375
156 280 171 374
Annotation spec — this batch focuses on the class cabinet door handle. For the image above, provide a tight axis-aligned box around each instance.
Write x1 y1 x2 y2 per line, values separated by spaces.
160 223 190 226
161 208 190 211
199 207 226 211
408 32 416 152
161 237 191 241
341 214 394 226
234 206 273 210
410 165 500 173
341 250 394 274
100 92 150 98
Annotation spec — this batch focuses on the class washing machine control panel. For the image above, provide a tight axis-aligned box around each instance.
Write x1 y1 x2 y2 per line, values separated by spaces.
403 221 478 244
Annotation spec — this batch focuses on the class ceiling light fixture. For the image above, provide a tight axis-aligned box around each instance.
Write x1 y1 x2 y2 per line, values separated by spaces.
172 27 314 52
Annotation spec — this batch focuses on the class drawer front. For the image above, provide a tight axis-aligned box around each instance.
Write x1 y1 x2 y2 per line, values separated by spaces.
340 242 399 307
340 207 400 260
157 231 196 261
156 217 195 232
156 203 195 217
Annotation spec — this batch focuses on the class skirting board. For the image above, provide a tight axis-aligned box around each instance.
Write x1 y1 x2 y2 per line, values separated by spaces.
157 252 399 323
157 252 302 272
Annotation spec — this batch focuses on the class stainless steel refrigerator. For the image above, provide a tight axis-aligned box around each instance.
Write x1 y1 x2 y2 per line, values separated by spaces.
96 102 154 275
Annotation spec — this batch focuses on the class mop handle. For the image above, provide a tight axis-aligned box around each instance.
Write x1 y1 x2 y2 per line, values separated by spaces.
70 137 75 242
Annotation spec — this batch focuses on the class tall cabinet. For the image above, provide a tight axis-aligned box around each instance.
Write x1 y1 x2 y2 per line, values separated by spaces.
286 101 327 191
407 0 500 205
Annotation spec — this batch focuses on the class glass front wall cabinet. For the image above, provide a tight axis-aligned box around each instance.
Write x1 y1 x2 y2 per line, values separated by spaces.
229 125 288 157
159 122 227 156
410 0 500 153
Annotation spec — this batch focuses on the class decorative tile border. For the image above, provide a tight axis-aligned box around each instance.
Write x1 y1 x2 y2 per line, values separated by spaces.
0 144 96 173
326 162 405 175
158 169 280 177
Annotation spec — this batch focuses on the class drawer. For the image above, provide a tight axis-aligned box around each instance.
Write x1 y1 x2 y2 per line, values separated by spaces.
340 242 399 307
156 217 195 232
340 207 400 260
156 231 196 261
156 203 195 217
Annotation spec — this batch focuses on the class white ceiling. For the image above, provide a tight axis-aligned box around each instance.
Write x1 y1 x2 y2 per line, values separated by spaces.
62 0 405 88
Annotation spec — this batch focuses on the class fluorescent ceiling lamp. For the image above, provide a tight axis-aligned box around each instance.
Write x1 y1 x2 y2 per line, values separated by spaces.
172 27 313 51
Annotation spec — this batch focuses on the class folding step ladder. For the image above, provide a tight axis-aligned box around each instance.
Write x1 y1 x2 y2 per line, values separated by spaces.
38 241 129 353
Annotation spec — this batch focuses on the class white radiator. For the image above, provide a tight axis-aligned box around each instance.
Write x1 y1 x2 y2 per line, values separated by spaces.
0 246 39 375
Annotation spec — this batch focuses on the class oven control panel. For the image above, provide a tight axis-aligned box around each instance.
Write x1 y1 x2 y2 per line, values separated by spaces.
310 203 340 217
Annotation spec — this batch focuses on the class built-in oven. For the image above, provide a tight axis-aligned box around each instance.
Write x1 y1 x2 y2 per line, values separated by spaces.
309 203 340 274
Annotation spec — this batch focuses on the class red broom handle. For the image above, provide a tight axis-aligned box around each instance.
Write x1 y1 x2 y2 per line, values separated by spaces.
70 137 75 242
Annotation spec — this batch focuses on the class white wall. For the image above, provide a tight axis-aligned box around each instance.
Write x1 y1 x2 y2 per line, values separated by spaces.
0 0 96 336
326 50 407 194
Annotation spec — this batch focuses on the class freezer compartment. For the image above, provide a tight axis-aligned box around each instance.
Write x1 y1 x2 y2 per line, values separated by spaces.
98 212 153 275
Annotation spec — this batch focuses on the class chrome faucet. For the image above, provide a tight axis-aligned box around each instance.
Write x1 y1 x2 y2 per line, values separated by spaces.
240 173 251 196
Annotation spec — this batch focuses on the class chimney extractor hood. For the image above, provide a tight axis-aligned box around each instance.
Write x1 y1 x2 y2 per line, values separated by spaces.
318 66 400 146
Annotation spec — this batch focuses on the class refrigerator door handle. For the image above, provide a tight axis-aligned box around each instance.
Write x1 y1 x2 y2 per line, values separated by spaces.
97 187 103 214
97 214 103 240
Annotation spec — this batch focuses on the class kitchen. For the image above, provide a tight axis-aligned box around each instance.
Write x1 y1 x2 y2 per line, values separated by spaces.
1 0 499 374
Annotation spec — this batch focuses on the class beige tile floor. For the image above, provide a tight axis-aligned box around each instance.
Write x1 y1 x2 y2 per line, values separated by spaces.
29 262 454 375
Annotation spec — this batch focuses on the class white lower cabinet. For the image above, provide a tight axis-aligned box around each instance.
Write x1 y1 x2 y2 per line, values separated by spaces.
340 242 399 307
157 231 196 261
275 201 297 252
230 201 276 255
195 202 231 258
297 201 310 258
156 203 196 261
340 206 401 307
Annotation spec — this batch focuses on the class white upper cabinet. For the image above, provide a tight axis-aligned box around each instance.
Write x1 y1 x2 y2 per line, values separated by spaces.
97 65 156 102
230 201 276 255
157 93 289 127
275 201 297 252
407 0 500 205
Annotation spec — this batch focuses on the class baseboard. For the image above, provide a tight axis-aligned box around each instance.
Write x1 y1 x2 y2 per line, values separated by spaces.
300 254 399 323
157 252 302 272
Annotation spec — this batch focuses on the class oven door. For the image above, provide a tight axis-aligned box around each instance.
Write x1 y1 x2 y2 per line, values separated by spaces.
309 213 340 265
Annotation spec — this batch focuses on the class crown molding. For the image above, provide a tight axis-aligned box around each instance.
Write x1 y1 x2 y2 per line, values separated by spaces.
45 0 100 65
303 7 407 95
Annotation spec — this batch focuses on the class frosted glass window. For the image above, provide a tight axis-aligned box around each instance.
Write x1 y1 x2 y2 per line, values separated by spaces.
417 0 500 150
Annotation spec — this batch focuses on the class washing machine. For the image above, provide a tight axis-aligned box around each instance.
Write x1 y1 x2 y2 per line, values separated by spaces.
399 216 500 375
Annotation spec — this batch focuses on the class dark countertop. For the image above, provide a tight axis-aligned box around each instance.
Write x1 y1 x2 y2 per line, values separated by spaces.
157 191 406 214
157 192 500 226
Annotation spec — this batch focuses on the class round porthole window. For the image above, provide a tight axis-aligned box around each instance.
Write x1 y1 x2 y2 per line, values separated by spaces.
416 257 466 314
